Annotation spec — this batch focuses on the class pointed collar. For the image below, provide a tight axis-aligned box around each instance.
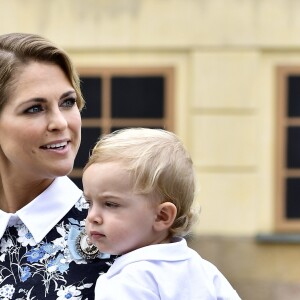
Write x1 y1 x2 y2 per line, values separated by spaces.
0 176 82 243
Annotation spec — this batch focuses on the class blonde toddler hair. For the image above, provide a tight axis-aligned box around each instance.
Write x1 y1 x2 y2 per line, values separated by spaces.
85 127 198 238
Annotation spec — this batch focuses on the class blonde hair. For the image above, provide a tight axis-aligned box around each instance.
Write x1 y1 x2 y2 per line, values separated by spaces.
85 127 198 237
0 32 84 112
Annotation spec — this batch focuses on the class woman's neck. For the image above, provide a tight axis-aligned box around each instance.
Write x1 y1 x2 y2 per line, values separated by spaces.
0 176 54 213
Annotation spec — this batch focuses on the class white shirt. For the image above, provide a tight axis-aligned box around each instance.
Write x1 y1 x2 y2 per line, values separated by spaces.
95 237 241 300
0 176 82 243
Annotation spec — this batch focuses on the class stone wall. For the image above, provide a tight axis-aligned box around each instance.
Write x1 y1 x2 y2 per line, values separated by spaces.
188 235 300 300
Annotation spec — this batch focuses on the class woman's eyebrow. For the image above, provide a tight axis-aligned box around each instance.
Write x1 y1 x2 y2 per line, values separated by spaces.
21 90 76 104
60 90 76 99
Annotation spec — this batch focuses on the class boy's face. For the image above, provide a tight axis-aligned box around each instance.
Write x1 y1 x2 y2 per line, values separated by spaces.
83 161 162 255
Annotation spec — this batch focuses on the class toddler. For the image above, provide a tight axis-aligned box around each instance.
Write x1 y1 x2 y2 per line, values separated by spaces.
82 128 241 300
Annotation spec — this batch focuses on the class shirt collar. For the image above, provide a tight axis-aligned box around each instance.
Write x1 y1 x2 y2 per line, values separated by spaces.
107 237 191 277
0 176 82 243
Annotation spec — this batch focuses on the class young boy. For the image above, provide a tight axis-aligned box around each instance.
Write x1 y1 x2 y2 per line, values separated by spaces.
82 128 241 300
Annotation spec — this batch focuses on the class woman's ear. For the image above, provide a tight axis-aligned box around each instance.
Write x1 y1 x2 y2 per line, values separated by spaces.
153 202 177 232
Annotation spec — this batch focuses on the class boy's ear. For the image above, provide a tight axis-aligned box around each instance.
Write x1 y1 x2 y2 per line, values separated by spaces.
153 202 177 232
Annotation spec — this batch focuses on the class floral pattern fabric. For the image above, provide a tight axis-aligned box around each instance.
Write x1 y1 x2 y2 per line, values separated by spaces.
0 198 113 300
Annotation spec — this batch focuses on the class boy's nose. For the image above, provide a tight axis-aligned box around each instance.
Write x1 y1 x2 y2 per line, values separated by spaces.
87 208 103 224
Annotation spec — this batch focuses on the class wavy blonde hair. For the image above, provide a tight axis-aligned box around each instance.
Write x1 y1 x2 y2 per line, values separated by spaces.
0 32 84 113
85 127 198 237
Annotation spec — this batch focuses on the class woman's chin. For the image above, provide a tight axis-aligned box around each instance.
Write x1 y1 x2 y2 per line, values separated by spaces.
51 164 74 177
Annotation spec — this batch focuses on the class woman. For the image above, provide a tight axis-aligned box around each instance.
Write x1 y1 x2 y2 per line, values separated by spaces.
0 33 113 299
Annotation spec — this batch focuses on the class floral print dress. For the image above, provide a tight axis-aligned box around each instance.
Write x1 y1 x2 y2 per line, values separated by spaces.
0 178 113 300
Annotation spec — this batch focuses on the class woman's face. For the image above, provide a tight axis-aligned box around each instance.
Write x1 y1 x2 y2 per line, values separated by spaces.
0 61 81 180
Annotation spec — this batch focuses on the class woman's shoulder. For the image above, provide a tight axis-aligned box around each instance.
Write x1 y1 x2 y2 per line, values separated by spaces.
0 193 113 300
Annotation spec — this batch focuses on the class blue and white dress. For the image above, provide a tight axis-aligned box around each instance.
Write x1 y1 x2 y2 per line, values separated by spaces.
0 176 113 300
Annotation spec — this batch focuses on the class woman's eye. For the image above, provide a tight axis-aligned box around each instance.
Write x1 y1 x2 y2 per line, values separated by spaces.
61 97 76 108
25 105 43 114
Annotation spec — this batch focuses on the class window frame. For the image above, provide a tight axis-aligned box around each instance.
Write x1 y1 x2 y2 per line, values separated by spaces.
276 66 300 231
70 66 174 180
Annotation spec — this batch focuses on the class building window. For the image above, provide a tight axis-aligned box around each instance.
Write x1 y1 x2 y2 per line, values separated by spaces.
70 67 174 189
276 66 300 231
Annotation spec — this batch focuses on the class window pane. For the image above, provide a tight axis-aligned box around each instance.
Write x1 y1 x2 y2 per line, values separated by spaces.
111 76 164 118
80 76 102 118
288 76 300 117
286 127 300 168
74 127 101 168
286 178 300 218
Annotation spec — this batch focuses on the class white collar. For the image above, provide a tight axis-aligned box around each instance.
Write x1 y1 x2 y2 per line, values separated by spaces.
0 176 82 243
107 237 192 277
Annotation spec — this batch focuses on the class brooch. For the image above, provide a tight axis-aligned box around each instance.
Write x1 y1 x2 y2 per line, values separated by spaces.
75 230 100 260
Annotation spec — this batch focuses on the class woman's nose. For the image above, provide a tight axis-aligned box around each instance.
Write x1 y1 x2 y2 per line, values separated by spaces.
47 109 68 131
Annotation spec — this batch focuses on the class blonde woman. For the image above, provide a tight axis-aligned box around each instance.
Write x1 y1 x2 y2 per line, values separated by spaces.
0 33 113 299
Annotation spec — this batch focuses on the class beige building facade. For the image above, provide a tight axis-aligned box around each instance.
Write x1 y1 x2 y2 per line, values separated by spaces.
1 1 300 299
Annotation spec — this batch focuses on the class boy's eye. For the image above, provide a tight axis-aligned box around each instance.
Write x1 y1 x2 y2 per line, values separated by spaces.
85 200 93 210
61 97 76 108
82 194 91 205
105 202 119 208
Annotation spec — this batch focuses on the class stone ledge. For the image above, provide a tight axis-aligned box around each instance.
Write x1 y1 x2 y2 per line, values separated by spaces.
256 233 300 244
